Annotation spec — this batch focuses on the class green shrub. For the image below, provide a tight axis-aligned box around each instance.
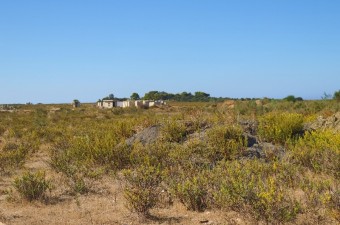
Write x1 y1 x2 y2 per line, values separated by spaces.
50 131 131 170
13 171 52 201
300 177 335 208
161 119 187 142
174 173 210 211
209 160 301 222
168 139 211 171
211 161 256 210
288 130 340 177
283 95 303 102
0 143 30 173
50 141 102 194
50 152 100 194
258 112 303 144
252 177 301 223
130 142 172 168
113 121 135 139
333 90 340 102
185 110 210 133
206 125 246 161
298 175 340 222
122 163 164 216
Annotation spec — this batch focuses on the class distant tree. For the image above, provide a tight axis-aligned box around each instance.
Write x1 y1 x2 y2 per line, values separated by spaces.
334 90 340 102
321 92 332 100
194 91 210 98
141 90 223 102
102 94 115 100
130 93 140 100
143 91 158 100
283 95 302 102
72 99 80 108
181 92 193 97
108 94 114 99
143 91 174 100
180 92 193 101
284 95 296 102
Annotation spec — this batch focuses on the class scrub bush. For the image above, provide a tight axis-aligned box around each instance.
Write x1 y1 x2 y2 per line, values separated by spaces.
206 125 246 161
258 112 303 144
122 163 164 216
175 174 210 212
161 119 187 142
333 90 340 102
288 130 340 178
0 143 31 173
210 160 301 223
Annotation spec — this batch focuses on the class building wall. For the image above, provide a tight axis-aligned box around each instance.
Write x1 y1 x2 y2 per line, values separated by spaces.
103 101 115 108
116 101 124 107
135 101 143 108
122 101 133 108
98 99 166 109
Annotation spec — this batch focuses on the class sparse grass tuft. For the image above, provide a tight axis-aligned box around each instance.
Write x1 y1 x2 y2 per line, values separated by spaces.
13 171 52 201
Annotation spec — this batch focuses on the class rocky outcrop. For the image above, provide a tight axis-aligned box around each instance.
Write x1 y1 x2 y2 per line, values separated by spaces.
304 112 340 132
126 120 288 161
243 142 285 160
243 133 258 147
126 125 161 145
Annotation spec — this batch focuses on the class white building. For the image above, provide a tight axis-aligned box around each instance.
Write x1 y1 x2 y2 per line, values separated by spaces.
135 100 144 108
97 100 116 108
97 99 165 109
116 101 124 107
123 101 134 108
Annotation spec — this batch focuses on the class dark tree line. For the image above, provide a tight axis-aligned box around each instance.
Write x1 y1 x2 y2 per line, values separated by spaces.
100 91 260 102
142 91 222 102
283 95 303 102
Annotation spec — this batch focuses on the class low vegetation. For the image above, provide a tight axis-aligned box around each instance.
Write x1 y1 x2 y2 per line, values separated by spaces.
13 171 52 201
0 99 339 224
122 162 164 216
258 112 304 144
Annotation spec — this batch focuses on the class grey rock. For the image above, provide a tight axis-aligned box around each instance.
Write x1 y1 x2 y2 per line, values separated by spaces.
243 133 258 147
126 125 161 146
238 120 258 135
243 142 285 160
304 112 340 132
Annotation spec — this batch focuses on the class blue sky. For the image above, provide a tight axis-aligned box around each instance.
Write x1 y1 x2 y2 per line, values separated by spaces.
0 1 339 103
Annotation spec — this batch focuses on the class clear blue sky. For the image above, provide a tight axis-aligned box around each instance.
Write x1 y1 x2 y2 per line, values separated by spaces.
1 1 339 103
